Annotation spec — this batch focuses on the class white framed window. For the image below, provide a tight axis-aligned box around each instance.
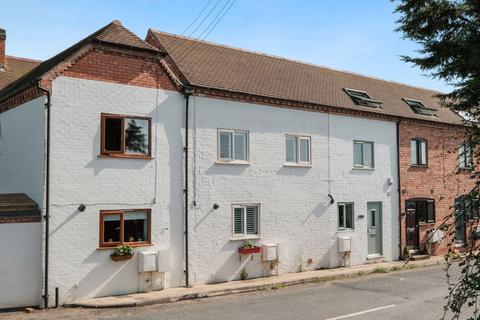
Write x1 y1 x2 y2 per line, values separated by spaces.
285 135 311 165
459 144 472 169
353 140 374 168
232 204 259 238
411 139 428 166
338 203 354 230
217 129 249 163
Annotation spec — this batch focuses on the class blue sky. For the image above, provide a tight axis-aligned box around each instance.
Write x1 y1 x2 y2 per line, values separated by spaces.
0 0 450 92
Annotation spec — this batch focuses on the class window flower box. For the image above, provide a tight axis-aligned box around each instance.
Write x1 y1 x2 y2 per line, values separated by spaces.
110 244 134 262
111 254 134 262
238 246 261 255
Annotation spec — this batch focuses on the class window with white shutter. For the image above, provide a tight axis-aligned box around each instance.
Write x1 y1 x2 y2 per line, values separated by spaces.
285 135 311 165
218 129 249 163
232 204 259 238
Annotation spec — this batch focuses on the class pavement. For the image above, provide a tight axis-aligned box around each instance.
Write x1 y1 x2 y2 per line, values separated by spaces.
66 255 445 309
2 261 466 320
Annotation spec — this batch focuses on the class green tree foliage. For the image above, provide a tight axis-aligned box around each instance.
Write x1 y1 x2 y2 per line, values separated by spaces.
394 1 480 319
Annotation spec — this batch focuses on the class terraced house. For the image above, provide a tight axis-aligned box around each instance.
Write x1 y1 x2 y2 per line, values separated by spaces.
0 21 473 309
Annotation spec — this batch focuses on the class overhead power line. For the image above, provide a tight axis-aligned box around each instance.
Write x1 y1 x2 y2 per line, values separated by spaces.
181 0 214 35
177 0 237 59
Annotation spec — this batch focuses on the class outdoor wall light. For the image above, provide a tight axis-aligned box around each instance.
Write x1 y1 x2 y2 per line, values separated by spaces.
78 204 86 212
328 194 335 204
213 203 220 210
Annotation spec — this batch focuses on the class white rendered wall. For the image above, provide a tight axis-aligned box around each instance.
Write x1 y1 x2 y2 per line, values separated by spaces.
48 77 185 304
187 96 399 284
0 97 45 206
0 223 43 309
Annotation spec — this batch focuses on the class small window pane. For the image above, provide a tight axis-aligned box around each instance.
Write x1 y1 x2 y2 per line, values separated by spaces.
124 211 148 242
125 118 149 155
371 209 376 228
354 142 363 166
363 142 373 168
233 207 244 235
411 140 418 164
345 204 354 229
234 131 247 161
426 201 435 223
417 201 427 223
286 137 297 163
103 214 121 243
299 138 310 162
338 205 345 229
219 132 232 160
246 206 258 235
104 118 123 152
420 141 427 165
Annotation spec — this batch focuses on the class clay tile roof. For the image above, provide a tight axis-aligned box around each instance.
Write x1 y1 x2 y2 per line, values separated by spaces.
149 30 463 125
94 20 158 52
0 56 41 90
0 20 161 101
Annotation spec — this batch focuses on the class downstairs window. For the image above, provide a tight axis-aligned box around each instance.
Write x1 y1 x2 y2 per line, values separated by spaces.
100 209 151 248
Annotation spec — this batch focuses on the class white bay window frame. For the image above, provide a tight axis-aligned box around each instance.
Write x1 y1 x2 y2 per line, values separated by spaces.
285 135 311 166
217 129 249 163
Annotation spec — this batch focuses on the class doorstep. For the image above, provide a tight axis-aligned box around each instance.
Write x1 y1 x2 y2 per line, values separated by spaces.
66 256 445 309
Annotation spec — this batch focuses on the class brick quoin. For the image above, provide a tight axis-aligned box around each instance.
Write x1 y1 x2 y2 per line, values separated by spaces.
399 121 475 256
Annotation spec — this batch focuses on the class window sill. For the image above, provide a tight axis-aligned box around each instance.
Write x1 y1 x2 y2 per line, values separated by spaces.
337 229 354 232
283 163 312 168
98 154 153 160
97 243 153 250
419 222 435 226
215 160 250 165
352 166 374 171
455 243 465 248
458 167 473 172
230 236 261 241
410 164 428 168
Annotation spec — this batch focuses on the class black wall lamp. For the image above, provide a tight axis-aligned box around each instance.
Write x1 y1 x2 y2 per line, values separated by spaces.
328 194 335 204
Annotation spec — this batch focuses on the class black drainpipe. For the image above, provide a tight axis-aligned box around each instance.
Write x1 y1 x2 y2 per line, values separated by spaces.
396 119 402 260
35 80 51 308
182 86 194 287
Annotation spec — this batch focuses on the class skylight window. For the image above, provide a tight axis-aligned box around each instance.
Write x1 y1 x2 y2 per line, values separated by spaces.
403 98 437 116
344 88 382 108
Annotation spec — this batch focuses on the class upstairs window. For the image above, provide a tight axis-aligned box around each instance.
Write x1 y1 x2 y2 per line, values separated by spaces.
406 199 435 223
344 88 382 108
232 204 259 238
285 135 311 165
459 143 473 169
101 113 151 158
217 129 249 162
403 98 437 116
99 209 151 248
411 139 428 166
353 140 374 168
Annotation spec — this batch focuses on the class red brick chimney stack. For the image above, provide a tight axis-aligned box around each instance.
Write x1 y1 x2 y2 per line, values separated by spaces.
0 28 5 71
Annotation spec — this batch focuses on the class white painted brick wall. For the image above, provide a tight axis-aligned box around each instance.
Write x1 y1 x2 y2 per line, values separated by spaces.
48 77 185 304
187 96 399 284
0 97 45 206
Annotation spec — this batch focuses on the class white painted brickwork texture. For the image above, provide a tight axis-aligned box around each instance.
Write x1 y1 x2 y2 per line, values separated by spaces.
48 77 185 304
0 97 45 206
188 96 399 284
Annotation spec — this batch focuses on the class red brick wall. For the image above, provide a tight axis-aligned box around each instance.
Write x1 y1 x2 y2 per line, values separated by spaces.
399 121 475 256
61 49 176 91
